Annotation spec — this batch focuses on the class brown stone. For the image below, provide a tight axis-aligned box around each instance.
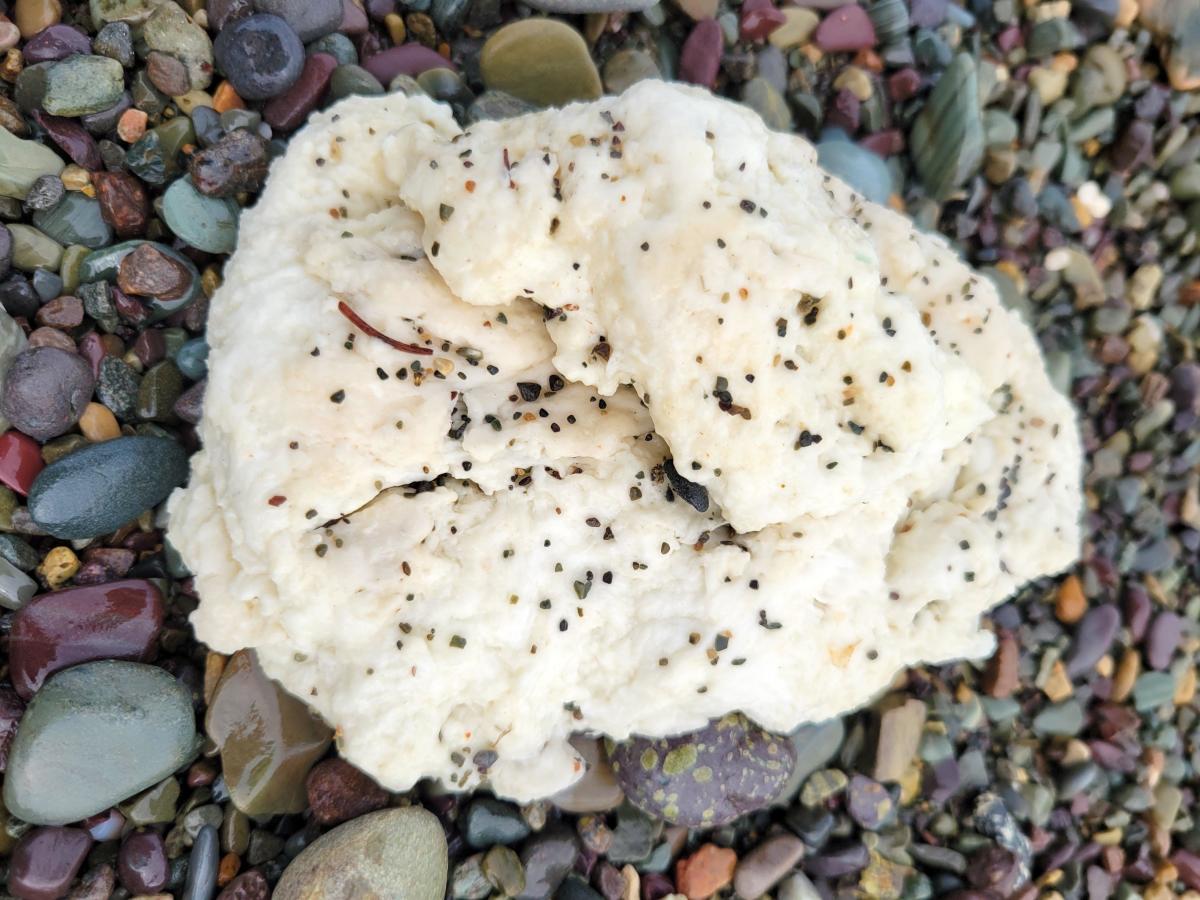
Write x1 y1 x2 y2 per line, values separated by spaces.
94 172 150 238
146 51 191 97
216 870 270 900
118 244 191 299
1056 574 1087 623
26 326 75 352
305 757 390 825
14 0 62 39
676 844 737 899
983 632 1020 698
34 295 83 330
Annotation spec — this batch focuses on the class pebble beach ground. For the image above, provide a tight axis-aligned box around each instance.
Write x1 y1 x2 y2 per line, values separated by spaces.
0 0 1195 898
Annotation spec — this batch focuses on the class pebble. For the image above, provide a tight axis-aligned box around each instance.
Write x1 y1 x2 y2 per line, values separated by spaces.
206 650 332 817
28 435 188 538
1 347 94 442
1031 699 1083 737
464 796 531 848
118 831 169 894
214 14 304 101
361 44 451 83
273 808 447 900
873 696 925 783
262 53 336 131
1064 603 1120 677
479 20 601 108
8 224 64 272
146 50 191 97
609 714 795 827
770 8 819 48
327 63 384 99
93 171 149 238
162 177 239 253
481 845 524 896
305 758 389 825
254 0 341 42
679 20 723 88
776 872 821 900
14 0 62 39
42 55 126 117
523 0 654 12
516 825 577 899
4 661 196 826
92 21 134 66
22 24 91 64
551 737 624 813
741 0 786 42
7 827 93 900
1132 671 1176 712
676 844 736 899
1145 611 1183 670
741 77 792 131
817 136 892 203
910 53 983 199
814 4 876 51
0 554 37 609
0 128 66 201
217 870 270 900
9 579 164 698
0 431 43 498
733 834 804 899
142 3 214 92
32 193 112 250
182 825 219 900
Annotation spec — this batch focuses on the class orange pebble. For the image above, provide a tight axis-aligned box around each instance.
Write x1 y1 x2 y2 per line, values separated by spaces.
676 844 737 899
79 403 120 442
116 108 148 144
217 852 240 887
212 80 244 113
1055 574 1087 624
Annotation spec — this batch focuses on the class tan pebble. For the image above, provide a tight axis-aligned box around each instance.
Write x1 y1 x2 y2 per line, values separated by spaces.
769 7 818 48
675 0 717 20
1055 574 1086 623
897 761 922 805
1174 664 1196 705
833 66 873 101
1 48 23 82
201 265 222 298
60 165 91 192
620 864 639 900
1116 0 1138 26
0 19 20 52
38 545 79 587
79 403 120 442
122 350 145 374
14 0 61 38
117 108 149 144
1111 648 1140 702
174 90 213 115
1043 660 1073 702
1061 738 1091 766
1095 654 1114 678
1144 745 1165 789
384 12 406 44
1028 66 1068 105
1092 828 1123 846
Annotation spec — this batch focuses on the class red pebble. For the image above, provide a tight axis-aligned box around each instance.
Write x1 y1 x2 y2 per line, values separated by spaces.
679 20 724 88
264 53 338 132
0 431 44 496
740 0 785 42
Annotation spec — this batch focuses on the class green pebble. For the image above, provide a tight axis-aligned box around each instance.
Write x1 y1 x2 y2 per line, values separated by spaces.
32 193 113 250
1133 671 1177 712
602 48 661 95
174 337 209 380
42 56 126 117
120 777 181 826
479 19 601 108
328 64 385 100
910 54 984 200
481 845 524 897
137 360 184 423
91 0 165 25
742 77 793 132
142 2 214 91
1031 699 1084 736
0 128 65 201
59 244 90 294
0 534 40 572
308 33 357 66
162 177 239 254
7 224 63 272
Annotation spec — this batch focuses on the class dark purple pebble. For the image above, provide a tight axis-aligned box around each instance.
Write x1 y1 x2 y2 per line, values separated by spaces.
22 25 91 65
117 831 169 895
1063 604 1120 677
1144 611 1183 670
679 20 723 88
31 111 102 171
7 827 93 900
361 44 455 83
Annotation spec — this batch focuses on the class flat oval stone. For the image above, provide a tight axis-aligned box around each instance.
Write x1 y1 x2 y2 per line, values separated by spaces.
9 579 165 700
32 192 113 249
327 63 384 100
254 0 341 42
263 52 337 131
1063 603 1120 677
4 660 197 825
609 713 796 826
0 128 65 201
214 14 304 101
162 177 239 254
28 435 189 539
42 55 126 117
361 44 453 84
23 24 92 64
480 20 601 108
7 827 93 900
7 224 64 272
679 19 723 88
118 831 169 894
1 347 95 442
273 808 447 900
206 650 332 817
0 430 45 496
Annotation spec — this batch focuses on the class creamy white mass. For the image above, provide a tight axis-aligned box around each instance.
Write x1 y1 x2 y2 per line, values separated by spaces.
168 82 1084 801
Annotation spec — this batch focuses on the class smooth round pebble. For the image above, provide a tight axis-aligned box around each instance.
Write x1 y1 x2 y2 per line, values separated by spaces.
479 20 602 108
213 14 304 101
0 346 94 442
162 176 239 253
253 0 342 42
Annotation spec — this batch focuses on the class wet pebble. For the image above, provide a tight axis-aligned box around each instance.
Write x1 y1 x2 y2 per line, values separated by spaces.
118 831 169 894
214 14 304 101
93 171 150 238
273 808 447 900
516 825 577 899
28 435 188 539
361 44 451 83
0 431 44 498
733 833 805 899
609 714 795 827
1 347 94 442
262 53 337 132
42 55 125 117
4 660 197 825
182 825 219 900
305 757 389 826
31 192 111 249
216 870 270 900
162 177 239 254
464 796 531 848
8 826 93 900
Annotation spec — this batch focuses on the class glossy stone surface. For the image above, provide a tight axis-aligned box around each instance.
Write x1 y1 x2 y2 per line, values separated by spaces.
206 650 332 817
7 826 92 900
4 661 196 825
9 579 165 699
0 430 45 495
117 830 169 894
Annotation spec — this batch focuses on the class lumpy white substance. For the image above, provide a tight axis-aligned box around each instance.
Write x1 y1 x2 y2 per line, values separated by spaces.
168 82 1083 801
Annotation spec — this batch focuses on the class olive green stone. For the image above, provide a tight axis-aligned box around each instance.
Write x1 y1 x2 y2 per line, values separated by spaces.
273 808 448 900
480 20 602 108
742 76 793 131
41 434 89 465
222 806 251 856
32 193 113 250
1170 162 1200 201
416 68 472 105
59 244 89 294
1071 44 1126 110
8 224 64 272
602 48 661 94
42 55 127 117
0 310 27 437
4 661 197 825
91 0 168 25
0 486 17 531
13 63 52 115
481 846 524 897
137 360 183 422
206 650 332 817
143 2 213 91
120 777 181 826
1026 17 1083 56
328 64 385 100
162 177 239 254
0 128 66 201
911 54 984 200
